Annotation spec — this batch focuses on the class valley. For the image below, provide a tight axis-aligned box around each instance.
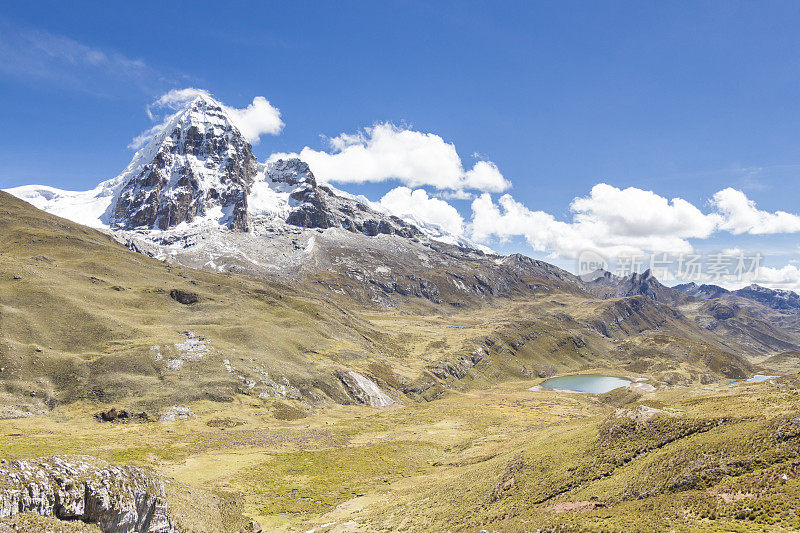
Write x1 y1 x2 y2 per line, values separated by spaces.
3 187 800 531
3 372 800 532
2 94 800 532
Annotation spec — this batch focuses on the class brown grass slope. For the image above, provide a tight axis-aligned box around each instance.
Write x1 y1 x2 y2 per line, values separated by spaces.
0 191 396 414
0 191 794 417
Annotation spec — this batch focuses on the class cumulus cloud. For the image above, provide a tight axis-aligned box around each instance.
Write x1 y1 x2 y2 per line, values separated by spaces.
130 88 283 149
571 184 718 240
754 264 800 290
711 188 800 234
224 96 284 143
379 187 464 236
470 193 582 256
469 184 800 260
470 184 720 259
276 123 510 193
462 161 507 192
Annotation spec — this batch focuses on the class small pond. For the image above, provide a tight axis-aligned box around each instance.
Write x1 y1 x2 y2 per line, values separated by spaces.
747 375 778 383
540 374 632 393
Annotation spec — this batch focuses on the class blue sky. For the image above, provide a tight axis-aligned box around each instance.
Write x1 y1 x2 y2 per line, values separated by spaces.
2 1 800 287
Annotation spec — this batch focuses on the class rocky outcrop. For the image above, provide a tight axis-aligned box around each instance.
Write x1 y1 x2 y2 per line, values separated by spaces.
169 289 200 305
113 95 257 231
734 284 800 314
430 348 486 380
584 269 688 305
369 275 442 303
158 406 194 422
0 456 175 532
335 371 395 407
267 158 421 238
95 408 150 423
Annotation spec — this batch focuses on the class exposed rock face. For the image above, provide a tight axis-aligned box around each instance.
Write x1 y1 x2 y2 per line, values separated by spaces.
158 406 194 422
335 371 395 407
95 408 150 423
267 158 422 238
430 348 486 380
709 301 738 320
584 269 688 304
734 284 800 314
673 282 730 300
614 405 675 424
0 456 175 532
169 289 199 305
113 95 257 231
369 275 442 303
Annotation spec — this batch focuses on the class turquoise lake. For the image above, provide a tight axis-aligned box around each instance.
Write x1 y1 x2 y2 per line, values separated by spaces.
540 374 632 393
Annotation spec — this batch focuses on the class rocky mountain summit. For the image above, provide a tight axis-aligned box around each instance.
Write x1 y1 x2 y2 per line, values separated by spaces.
112 95 257 232
264 158 421 238
8 95 491 305
582 269 688 305
673 282 731 300
675 282 800 314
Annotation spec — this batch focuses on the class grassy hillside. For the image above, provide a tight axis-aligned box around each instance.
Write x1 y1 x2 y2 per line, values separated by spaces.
3 191 800 531
2 377 799 531
0 190 395 413
0 190 773 417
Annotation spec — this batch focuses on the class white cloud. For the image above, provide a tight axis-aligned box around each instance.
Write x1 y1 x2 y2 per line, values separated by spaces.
470 192 582 256
150 88 208 109
469 184 800 260
571 184 718 240
470 184 719 259
712 263 800 292
462 161 507 192
0 20 155 96
224 96 284 143
379 187 464 236
711 188 800 234
276 123 510 193
130 88 283 149
750 264 800 289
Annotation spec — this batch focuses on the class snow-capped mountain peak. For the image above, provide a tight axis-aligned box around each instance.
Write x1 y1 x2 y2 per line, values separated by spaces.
6 94 257 232
6 93 482 280
112 94 258 231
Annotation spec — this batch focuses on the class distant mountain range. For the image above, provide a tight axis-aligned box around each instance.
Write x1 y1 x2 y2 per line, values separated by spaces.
675 281 800 314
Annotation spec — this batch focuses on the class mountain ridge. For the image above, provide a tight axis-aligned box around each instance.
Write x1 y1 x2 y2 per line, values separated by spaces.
7 95 471 249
